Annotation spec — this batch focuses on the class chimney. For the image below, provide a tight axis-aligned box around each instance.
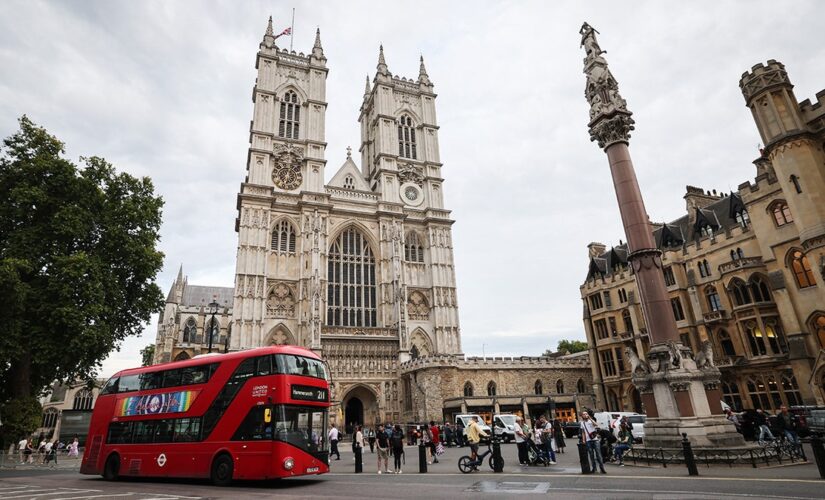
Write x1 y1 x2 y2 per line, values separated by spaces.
684 185 721 224
587 242 607 259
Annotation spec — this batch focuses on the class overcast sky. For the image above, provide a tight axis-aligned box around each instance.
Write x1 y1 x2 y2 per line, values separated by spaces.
2 1 823 378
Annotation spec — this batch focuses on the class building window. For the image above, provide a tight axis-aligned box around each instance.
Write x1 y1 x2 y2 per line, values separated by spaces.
706 286 722 312
487 381 497 396
42 408 59 428
790 174 802 193
326 227 377 327
593 319 609 340
278 90 300 139
600 349 617 377
603 291 612 308
607 389 620 412
670 297 685 321
680 332 692 350
608 317 618 337
699 225 714 238
463 382 473 397
770 201 793 227
182 317 197 343
577 379 586 393
206 317 220 345
735 210 750 229
782 373 802 406
343 175 356 190
618 288 628 303
663 266 676 286
730 248 745 261
271 220 297 254
534 380 543 395
763 318 787 354
556 380 564 394
622 309 633 334
749 276 772 303
404 232 424 263
397 115 417 159
722 380 743 411
410 344 420 360
745 320 767 356
698 259 711 278
174 351 190 361
812 313 825 349
589 293 603 310
729 279 752 306
717 329 736 356
73 389 94 410
614 347 625 373
747 377 771 410
789 249 817 288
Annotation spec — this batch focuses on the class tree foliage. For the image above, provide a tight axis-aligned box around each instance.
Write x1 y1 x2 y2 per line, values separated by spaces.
0 116 164 410
140 344 156 367
0 396 41 445
544 339 589 356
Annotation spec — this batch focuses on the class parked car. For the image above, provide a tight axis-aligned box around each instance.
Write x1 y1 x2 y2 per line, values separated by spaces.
789 405 825 437
562 421 581 439
593 411 646 443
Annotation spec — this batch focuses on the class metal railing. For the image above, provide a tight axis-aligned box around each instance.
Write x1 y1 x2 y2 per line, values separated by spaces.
624 440 807 468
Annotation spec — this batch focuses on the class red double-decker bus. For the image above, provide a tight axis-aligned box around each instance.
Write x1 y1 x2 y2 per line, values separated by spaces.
80 346 330 485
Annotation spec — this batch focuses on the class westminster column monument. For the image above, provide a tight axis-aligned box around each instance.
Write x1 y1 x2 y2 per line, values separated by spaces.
579 23 744 448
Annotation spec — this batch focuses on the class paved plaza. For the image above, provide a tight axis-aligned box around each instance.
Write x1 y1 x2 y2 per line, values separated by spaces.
1 442 823 499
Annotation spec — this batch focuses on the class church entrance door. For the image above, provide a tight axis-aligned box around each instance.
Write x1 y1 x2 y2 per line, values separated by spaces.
342 385 379 436
345 397 363 435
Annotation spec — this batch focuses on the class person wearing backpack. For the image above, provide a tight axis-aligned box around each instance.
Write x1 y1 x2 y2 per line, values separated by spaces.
391 424 405 474
376 425 390 473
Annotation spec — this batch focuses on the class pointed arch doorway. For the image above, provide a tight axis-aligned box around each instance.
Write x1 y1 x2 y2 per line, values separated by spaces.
342 385 378 436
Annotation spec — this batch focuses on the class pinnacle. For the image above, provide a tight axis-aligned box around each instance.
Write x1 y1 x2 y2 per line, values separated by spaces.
314 27 322 49
377 44 389 75
265 15 274 37
364 74 371 96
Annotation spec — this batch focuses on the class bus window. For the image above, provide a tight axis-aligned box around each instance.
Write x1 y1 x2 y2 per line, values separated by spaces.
273 405 328 454
256 356 272 376
275 354 327 380
162 369 182 388
232 406 273 441
119 374 140 393
132 421 157 444
154 420 174 442
202 358 255 438
100 377 119 395
173 418 201 442
140 372 162 391
107 421 133 444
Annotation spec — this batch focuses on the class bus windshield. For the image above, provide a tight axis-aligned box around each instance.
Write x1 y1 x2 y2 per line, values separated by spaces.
275 354 327 380
232 404 328 458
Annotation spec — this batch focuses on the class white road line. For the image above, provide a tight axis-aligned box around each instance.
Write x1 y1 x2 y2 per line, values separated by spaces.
27 490 100 499
0 487 29 492
51 495 134 500
0 491 63 499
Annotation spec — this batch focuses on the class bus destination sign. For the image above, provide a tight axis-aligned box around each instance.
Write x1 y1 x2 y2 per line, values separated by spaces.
291 385 328 402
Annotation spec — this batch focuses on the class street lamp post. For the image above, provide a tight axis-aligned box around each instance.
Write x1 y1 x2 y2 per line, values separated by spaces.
224 325 230 354
207 300 219 354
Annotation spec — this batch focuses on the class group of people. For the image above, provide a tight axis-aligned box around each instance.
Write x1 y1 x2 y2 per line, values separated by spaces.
16 435 80 465
579 411 636 472
725 404 801 445
513 415 565 466
329 421 441 474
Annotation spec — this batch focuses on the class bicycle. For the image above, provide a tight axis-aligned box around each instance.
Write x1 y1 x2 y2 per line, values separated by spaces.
457 443 504 473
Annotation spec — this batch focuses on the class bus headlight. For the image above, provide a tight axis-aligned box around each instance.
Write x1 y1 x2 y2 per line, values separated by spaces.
283 457 295 471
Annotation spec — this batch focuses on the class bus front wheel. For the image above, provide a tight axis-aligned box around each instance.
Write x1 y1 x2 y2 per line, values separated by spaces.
211 453 234 487
103 453 120 481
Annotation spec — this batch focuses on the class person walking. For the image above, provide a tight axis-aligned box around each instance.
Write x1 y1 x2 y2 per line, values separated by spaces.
67 437 79 458
456 419 465 447
466 416 488 469
17 437 28 464
37 438 47 463
613 423 632 466
376 425 390 474
580 411 606 474
429 421 441 464
353 425 364 460
754 409 774 445
444 423 454 448
553 419 566 453
329 423 341 460
776 405 800 445
391 424 405 474
42 440 54 465
514 416 528 465
539 416 557 465
24 439 34 463
367 426 376 453
421 424 433 465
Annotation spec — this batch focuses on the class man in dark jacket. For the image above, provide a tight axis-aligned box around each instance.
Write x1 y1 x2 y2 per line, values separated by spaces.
754 409 775 445
776 405 800 444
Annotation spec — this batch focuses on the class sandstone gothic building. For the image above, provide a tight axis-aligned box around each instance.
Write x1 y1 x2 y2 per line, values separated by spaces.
581 60 825 413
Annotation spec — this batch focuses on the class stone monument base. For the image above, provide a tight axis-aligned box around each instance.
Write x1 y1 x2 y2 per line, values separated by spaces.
642 416 746 449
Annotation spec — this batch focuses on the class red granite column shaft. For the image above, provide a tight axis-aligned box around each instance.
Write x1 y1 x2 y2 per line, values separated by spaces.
605 142 680 345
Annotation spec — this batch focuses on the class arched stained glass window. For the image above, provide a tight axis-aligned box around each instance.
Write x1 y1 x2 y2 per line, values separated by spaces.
464 382 473 397
812 313 825 349
405 232 424 263
271 220 297 254
182 317 197 343
789 250 816 289
397 115 417 159
279 90 300 139
73 389 94 410
327 227 377 327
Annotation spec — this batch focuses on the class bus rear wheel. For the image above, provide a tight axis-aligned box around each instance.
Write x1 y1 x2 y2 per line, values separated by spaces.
103 453 120 481
211 453 234 487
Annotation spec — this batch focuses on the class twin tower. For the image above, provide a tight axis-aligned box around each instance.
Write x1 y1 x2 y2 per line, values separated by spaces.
232 17 461 425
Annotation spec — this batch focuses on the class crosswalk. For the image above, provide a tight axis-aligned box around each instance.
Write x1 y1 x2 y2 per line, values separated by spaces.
0 484 201 500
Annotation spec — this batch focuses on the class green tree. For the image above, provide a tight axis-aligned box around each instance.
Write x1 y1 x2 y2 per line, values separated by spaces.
0 116 164 441
544 339 589 356
140 344 156 367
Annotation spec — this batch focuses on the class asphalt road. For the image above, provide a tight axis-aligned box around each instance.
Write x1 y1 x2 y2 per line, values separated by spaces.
1 443 822 499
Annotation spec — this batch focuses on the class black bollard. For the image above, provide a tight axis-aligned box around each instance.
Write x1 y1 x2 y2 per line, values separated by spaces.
811 435 825 479
492 438 504 473
681 433 698 476
355 445 363 473
419 443 428 473
577 441 591 473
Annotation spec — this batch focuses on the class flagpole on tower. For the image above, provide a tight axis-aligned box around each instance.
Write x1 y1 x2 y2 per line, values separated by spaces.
290 8 295 51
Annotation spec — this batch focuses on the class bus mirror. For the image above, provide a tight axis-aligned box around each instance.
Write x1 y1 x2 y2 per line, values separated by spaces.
264 408 272 423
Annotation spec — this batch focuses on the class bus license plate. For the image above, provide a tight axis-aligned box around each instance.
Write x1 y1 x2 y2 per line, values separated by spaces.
306 466 319 473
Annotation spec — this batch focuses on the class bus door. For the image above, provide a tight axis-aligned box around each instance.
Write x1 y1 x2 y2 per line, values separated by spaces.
231 405 275 479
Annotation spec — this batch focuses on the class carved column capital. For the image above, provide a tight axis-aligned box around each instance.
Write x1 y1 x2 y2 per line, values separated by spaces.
589 112 636 149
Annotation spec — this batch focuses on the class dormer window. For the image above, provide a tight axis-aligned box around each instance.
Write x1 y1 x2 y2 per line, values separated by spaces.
397 115 417 159
735 210 750 229
279 90 300 139
343 175 356 190
699 225 714 238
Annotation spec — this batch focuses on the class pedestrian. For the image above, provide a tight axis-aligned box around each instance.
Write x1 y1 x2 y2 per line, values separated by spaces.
42 440 54 464
429 421 440 464
754 408 774 445
24 439 34 463
367 426 376 453
514 416 528 465
37 438 47 463
391 424 405 474
725 408 742 434
68 437 79 458
376 424 390 474
353 425 364 459
553 419 566 453
17 437 28 464
613 423 632 466
466 416 488 469
329 423 341 460
539 416 557 465
776 405 800 445
580 411 606 474
456 419 465 447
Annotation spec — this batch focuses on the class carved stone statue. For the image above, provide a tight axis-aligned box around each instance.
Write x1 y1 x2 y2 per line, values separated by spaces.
625 346 650 375
579 22 605 61
694 340 715 370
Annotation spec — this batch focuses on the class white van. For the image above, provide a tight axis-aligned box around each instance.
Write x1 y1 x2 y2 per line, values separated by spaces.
593 411 646 443
455 414 492 442
493 414 518 442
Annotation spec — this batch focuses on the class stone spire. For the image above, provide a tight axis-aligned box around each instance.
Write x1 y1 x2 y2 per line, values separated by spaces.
266 16 274 36
364 74 371 99
262 15 276 49
418 55 431 85
580 22 634 149
377 44 389 75
312 27 325 59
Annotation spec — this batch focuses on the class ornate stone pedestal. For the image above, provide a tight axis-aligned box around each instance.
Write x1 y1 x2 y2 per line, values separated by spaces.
633 342 745 448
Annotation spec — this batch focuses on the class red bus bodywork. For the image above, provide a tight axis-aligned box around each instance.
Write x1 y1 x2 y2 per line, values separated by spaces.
80 346 330 483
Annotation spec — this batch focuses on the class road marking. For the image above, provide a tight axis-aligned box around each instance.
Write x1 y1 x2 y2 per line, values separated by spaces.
327 471 823 483
52 495 134 500
0 490 64 499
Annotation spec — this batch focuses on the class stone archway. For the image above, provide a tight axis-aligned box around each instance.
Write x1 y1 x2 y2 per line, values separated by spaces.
627 385 643 413
265 324 295 346
342 385 379 436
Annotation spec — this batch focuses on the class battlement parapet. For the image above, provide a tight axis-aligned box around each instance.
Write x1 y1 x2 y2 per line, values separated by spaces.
739 59 791 104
